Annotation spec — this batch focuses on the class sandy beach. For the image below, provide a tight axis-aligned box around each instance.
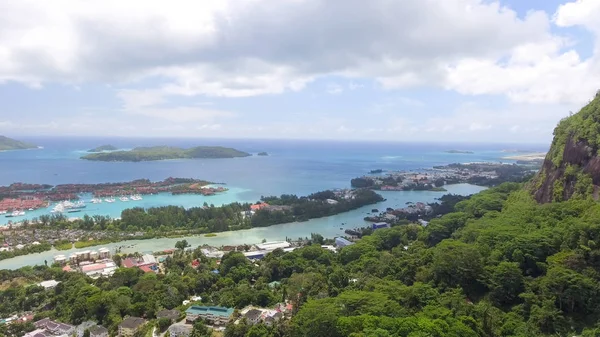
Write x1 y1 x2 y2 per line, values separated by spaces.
502 152 547 161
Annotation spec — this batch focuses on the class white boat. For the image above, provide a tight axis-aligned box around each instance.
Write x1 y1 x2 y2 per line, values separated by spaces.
6 210 25 218
120 196 129 202
130 194 143 201
105 197 115 203
28 208 34 211
0 210 7 215
91 198 102 204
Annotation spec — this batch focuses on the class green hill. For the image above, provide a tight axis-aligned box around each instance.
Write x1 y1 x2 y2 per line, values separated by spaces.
81 145 251 162
530 92 600 202
0 135 37 151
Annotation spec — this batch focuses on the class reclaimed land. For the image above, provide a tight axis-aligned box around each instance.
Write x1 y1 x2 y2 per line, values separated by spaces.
80 145 251 161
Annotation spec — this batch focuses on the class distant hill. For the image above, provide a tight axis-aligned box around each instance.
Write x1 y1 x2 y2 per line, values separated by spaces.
81 145 251 162
530 91 600 203
0 136 37 151
87 144 118 152
445 150 474 154
257 152 269 156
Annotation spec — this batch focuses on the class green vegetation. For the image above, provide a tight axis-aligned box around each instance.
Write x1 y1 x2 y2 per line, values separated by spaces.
27 189 383 234
80 146 251 162
204 233 217 237
5 182 600 336
74 239 113 249
0 243 52 261
87 144 118 152
54 241 73 251
0 135 37 151
257 152 269 156
530 92 600 202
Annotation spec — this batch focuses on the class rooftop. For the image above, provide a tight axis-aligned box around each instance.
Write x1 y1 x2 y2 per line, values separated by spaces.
89 325 108 335
119 317 145 329
186 306 234 318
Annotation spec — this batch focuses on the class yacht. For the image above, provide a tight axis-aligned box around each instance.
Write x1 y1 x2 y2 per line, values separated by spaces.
0 210 7 215
130 194 143 201
120 196 130 202
105 197 116 203
6 210 25 218
91 198 103 204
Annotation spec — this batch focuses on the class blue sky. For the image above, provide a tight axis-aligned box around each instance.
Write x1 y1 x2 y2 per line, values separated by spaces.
0 0 599 143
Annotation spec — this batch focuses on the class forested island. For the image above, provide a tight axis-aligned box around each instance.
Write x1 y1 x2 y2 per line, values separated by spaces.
87 144 118 152
0 135 37 151
257 152 269 156
80 145 251 161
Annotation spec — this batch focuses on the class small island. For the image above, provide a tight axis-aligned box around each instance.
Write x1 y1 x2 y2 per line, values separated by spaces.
257 152 269 156
80 146 251 162
445 150 474 154
87 144 118 152
0 135 37 151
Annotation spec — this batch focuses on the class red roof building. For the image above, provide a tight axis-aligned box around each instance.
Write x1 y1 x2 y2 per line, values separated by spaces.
122 258 138 268
250 203 269 211
139 265 155 273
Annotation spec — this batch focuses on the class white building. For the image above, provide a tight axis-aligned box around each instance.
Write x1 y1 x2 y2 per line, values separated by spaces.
54 255 67 265
98 248 110 259
255 241 291 251
38 280 60 290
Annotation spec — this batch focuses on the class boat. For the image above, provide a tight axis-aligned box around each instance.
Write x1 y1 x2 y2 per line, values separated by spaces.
67 209 81 213
105 197 115 203
91 198 103 204
120 196 129 202
0 211 6 215
130 194 143 201
5 210 25 218
28 208 34 211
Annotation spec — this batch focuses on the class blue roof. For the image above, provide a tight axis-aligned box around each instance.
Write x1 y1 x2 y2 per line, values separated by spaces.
335 237 353 245
186 306 233 318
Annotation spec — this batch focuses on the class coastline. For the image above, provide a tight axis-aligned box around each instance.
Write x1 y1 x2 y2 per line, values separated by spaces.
501 152 546 161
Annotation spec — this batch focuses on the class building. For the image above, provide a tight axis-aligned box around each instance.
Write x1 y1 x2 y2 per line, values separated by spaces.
335 237 354 248
38 280 60 290
244 309 263 325
156 309 180 322
372 222 390 230
76 321 97 337
138 264 157 273
81 261 117 278
118 317 146 337
122 258 138 268
250 203 269 211
255 241 291 251
185 306 234 326
98 247 110 259
53 255 67 265
23 329 49 337
201 248 224 259
34 318 75 336
264 312 283 326
141 254 156 265
88 325 108 337
89 251 99 260
168 325 192 337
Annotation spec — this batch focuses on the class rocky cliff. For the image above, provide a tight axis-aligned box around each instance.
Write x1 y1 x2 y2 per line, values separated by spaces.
531 92 600 203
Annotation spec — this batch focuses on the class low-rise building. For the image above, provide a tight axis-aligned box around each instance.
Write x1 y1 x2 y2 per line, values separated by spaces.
168 325 192 337
118 317 146 337
244 309 262 325
185 306 233 326
76 321 97 337
38 280 60 290
34 318 75 336
23 329 49 337
371 222 390 230
255 241 291 251
88 325 108 337
335 237 354 248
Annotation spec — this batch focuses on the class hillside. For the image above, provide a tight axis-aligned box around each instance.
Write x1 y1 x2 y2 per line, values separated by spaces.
80 145 251 161
530 92 600 203
0 136 37 151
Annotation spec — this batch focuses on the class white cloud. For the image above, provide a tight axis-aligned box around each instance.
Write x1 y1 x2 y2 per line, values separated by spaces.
326 83 343 95
0 0 584 103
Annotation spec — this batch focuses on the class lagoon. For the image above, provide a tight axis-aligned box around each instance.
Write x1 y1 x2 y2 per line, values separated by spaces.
0 184 486 269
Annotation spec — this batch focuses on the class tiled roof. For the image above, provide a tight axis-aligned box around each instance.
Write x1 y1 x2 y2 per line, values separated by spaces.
119 317 145 329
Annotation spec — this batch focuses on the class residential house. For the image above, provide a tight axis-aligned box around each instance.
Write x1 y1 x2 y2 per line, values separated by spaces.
76 321 97 337
156 309 180 322
118 317 146 337
88 325 108 337
264 312 283 326
34 318 75 336
23 329 49 337
168 325 192 337
244 309 262 325
185 306 234 326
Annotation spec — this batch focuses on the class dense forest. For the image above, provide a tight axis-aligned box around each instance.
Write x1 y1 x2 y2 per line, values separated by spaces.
3 181 600 336
80 146 251 161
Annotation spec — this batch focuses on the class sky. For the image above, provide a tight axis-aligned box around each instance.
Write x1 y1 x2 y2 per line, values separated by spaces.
0 0 600 143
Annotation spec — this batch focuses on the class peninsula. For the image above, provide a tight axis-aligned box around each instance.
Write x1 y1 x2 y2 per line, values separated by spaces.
87 144 118 152
80 145 251 161
0 135 37 151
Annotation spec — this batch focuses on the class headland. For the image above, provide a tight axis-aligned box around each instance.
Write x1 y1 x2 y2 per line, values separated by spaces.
0 135 37 151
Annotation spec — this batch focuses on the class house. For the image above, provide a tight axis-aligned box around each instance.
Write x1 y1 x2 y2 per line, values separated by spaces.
244 309 263 325
138 264 157 273
23 329 49 337
88 325 108 337
250 203 269 211
118 317 146 337
264 312 283 326
156 309 180 322
34 318 75 336
185 306 234 326
335 237 354 248
168 325 192 337
38 280 60 290
76 321 97 337
122 258 138 268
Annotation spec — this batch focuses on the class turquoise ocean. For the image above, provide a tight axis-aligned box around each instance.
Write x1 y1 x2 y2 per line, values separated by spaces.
0 137 547 269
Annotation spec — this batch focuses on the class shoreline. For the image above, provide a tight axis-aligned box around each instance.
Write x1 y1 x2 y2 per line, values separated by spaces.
501 152 546 161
